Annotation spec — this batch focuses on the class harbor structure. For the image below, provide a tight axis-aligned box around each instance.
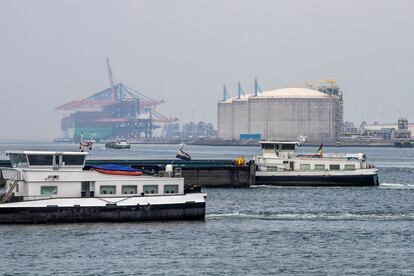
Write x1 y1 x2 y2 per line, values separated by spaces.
56 59 177 142
360 118 413 139
162 121 216 139
218 80 344 142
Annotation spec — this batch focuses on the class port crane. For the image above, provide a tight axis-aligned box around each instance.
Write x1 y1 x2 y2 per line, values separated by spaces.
56 58 178 140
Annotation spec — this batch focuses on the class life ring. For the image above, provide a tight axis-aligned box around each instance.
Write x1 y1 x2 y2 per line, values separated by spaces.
94 168 143 176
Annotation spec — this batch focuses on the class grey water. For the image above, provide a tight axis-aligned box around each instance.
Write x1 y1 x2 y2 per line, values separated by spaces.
0 142 413 275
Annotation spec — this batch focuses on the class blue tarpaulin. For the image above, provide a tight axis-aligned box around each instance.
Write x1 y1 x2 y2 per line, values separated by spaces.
91 164 140 172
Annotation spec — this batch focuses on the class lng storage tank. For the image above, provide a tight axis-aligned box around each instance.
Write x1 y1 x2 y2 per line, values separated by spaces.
217 81 344 143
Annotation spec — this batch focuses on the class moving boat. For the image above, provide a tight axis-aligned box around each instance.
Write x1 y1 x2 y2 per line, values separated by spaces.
254 141 379 186
0 151 205 223
105 139 131 149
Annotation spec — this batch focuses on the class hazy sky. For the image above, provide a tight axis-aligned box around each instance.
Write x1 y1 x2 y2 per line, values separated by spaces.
0 0 413 139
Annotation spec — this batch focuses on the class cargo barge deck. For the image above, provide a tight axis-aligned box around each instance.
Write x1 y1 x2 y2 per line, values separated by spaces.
0 159 255 188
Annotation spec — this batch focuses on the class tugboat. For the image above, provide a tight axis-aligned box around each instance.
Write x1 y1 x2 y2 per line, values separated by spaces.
0 151 206 223
105 139 131 149
254 141 379 186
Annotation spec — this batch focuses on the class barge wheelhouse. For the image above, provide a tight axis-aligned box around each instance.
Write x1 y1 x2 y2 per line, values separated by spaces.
254 141 379 186
0 151 205 223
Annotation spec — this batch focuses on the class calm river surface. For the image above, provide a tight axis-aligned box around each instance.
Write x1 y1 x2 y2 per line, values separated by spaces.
0 142 413 275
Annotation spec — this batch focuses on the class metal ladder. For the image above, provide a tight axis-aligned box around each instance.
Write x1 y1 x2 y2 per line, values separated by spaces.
0 173 19 204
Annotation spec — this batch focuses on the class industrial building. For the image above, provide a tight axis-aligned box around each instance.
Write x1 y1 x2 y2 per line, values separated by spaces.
361 118 413 139
56 59 176 142
162 121 216 139
217 80 343 142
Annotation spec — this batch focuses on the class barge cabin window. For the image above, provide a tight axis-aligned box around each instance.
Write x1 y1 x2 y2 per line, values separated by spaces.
62 155 85 166
122 185 137 194
41 186 58 196
9 153 28 168
143 185 158 194
329 164 340 170
262 143 277 150
281 144 296 150
7 151 87 169
100 185 116 195
345 164 356 171
300 164 310 171
28 155 53 166
164 185 179 194
261 143 296 151
315 164 325 171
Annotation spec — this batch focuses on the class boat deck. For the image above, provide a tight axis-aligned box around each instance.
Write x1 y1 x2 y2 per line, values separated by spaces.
0 193 206 208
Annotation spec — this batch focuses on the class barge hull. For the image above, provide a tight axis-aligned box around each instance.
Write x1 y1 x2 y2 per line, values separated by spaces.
255 174 379 186
0 202 205 224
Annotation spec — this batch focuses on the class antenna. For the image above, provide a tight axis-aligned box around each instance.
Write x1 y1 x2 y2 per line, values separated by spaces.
223 85 230 101
254 78 262 96
237 82 245 99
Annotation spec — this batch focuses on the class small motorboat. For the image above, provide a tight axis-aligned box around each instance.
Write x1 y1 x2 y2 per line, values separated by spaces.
105 139 131 149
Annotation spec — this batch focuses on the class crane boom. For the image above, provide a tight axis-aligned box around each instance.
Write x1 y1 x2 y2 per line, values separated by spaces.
106 57 117 101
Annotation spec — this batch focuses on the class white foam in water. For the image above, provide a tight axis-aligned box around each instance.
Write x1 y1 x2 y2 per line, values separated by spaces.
375 163 414 168
206 212 414 221
380 183 414 189
250 185 317 189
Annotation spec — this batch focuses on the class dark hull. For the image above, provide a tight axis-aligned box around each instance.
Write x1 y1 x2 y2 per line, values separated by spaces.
394 141 414 148
255 174 379 186
0 202 205 224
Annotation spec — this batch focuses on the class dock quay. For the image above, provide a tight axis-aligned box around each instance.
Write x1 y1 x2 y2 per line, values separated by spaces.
0 159 255 188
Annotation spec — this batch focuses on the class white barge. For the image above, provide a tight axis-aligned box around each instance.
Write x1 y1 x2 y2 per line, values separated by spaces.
255 141 379 186
0 151 206 223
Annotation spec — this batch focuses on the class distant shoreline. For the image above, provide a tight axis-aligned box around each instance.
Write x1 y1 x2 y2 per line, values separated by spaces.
0 139 398 148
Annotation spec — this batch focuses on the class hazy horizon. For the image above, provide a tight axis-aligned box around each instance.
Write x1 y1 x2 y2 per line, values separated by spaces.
0 0 413 139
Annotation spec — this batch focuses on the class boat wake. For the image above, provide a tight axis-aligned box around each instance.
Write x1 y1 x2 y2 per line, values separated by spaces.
379 183 414 189
206 212 414 221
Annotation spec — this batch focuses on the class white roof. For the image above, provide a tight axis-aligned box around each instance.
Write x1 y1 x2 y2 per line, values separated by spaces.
220 93 251 103
6 151 89 156
220 87 331 103
260 140 300 145
257 87 330 98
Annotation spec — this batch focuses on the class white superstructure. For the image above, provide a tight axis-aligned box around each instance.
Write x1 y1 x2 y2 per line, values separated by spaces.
254 141 378 186
1 150 192 202
0 151 206 223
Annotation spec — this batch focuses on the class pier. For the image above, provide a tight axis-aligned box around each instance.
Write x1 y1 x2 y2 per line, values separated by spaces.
0 159 255 188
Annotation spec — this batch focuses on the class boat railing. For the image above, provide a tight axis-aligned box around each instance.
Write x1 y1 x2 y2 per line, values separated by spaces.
0 171 20 203
296 153 359 160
